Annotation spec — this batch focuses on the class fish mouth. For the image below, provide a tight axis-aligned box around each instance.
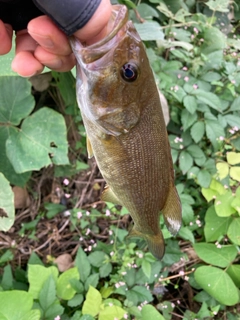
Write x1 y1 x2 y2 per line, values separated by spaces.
69 5 129 64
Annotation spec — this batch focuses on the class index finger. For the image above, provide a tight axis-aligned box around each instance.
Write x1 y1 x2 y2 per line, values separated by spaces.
0 20 13 54
27 15 72 56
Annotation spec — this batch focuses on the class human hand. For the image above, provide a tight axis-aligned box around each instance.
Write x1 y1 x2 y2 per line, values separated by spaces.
0 0 112 77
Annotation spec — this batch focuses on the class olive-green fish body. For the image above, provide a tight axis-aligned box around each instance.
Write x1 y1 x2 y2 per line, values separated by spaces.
70 5 181 259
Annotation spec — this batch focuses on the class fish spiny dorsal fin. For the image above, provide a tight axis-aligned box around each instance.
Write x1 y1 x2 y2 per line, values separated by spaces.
127 227 165 260
162 185 182 236
101 185 122 205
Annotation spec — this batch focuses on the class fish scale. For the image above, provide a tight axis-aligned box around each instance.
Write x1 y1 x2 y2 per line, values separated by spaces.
70 4 182 259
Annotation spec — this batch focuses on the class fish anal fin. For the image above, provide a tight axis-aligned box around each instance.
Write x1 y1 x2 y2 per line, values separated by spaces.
87 136 94 159
101 185 121 205
162 185 182 236
127 226 165 260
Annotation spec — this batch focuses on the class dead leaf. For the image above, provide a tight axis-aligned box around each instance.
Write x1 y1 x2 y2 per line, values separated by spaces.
12 186 31 209
54 253 73 272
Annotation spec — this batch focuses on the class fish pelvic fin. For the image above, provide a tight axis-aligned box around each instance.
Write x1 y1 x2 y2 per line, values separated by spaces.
127 227 165 260
162 185 182 236
86 136 94 159
101 185 122 205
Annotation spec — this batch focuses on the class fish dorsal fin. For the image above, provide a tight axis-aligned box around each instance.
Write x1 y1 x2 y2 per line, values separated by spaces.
86 136 94 159
162 185 182 236
101 185 122 205
127 226 165 260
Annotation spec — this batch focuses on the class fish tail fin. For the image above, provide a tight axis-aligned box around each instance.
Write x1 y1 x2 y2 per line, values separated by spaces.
162 185 182 236
127 227 165 260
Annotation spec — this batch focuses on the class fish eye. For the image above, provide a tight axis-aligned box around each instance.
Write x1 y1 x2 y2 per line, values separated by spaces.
120 63 138 82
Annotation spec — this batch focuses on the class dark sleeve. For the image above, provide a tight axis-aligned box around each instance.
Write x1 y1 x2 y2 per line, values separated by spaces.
0 0 43 31
0 0 101 35
33 0 102 35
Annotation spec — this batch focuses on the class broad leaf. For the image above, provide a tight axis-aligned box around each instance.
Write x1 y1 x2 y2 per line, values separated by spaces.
99 306 126 320
194 266 239 306
57 267 80 300
0 173 15 232
227 218 240 245
82 286 102 317
204 206 231 242
193 90 222 111
0 291 41 320
193 243 238 267
190 121 205 143
0 76 35 125
6 107 69 173
141 305 165 320
183 95 197 114
28 265 58 299
74 247 91 283
214 191 236 217
179 150 193 174
135 21 164 41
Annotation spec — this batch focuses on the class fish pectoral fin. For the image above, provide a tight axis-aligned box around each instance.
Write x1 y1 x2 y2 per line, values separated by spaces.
101 185 122 205
127 227 165 260
86 136 94 159
162 185 182 236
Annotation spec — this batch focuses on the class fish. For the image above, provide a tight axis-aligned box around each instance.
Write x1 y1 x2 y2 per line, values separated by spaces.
70 5 182 260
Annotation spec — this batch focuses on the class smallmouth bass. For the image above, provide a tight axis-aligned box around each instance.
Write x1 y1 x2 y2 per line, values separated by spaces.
70 5 181 259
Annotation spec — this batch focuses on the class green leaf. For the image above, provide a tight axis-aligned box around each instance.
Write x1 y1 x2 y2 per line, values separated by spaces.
0 127 31 186
216 162 229 180
227 265 240 288
229 167 240 181
197 170 211 188
135 21 164 41
204 206 231 242
181 109 197 131
205 119 225 147
99 263 112 278
190 121 205 143
0 76 35 125
28 265 58 299
79 315 95 320
142 260 151 279
179 150 193 174
129 285 153 303
82 286 102 317
88 251 106 268
230 96 240 112
227 152 240 165
227 218 240 245
200 72 221 82
187 144 206 159
44 303 64 319
74 247 91 283
0 173 15 232
201 27 226 54
206 0 230 12
6 107 69 173
193 243 238 267
99 306 126 320
0 290 41 320
67 293 84 307
39 275 56 311
84 273 99 291
193 90 222 111
224 114 240 128
141 305 165 320
194 266 239 306
1 265 13 290
57 267 80 300
215 190 236 217
183 95 197 114
178 226 195 243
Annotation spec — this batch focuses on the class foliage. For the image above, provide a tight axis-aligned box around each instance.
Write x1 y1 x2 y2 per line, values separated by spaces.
0 0 240 319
